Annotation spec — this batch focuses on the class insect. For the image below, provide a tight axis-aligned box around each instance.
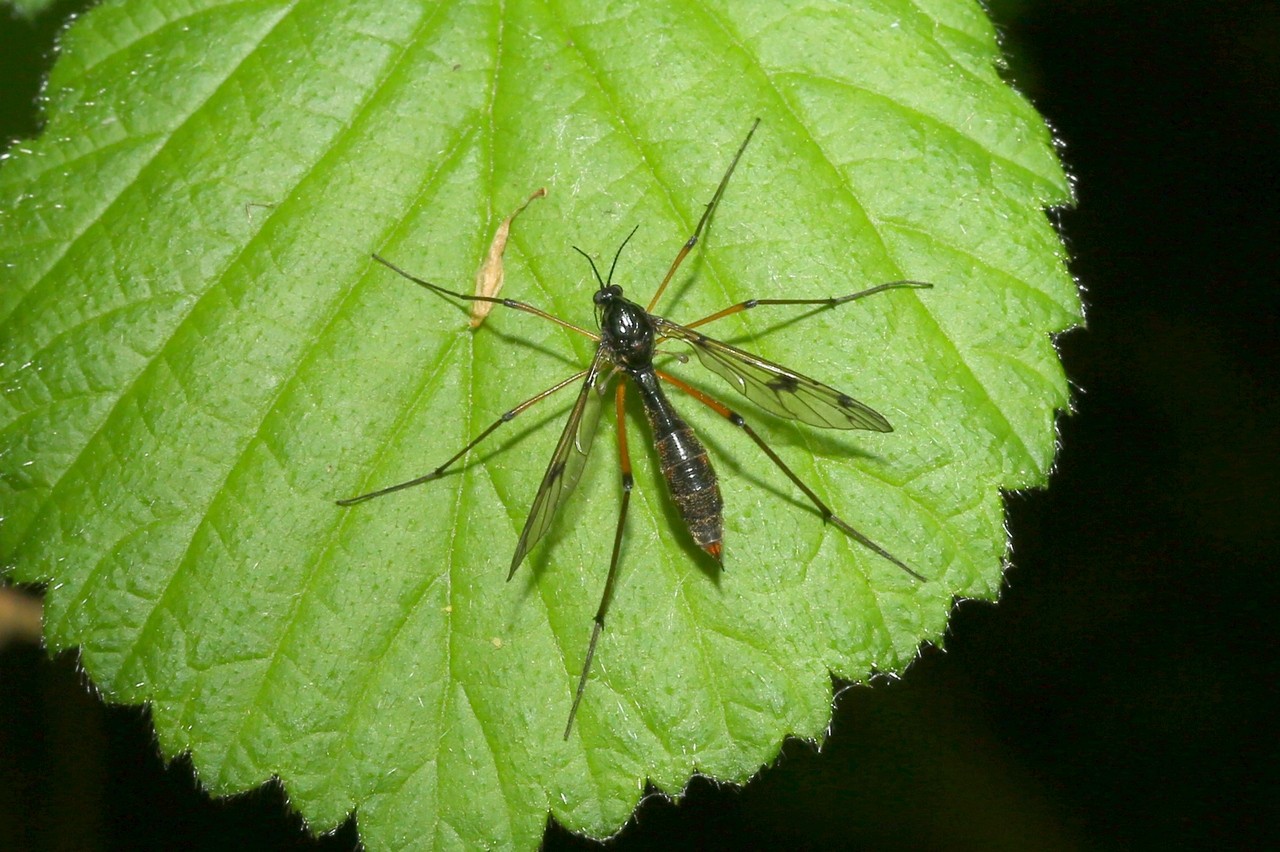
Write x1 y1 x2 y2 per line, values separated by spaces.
338 120 930 738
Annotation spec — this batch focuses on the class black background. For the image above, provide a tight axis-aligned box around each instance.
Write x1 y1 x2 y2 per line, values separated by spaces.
2 1 1276 849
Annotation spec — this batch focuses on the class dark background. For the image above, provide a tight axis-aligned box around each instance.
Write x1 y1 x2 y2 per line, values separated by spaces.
2 1 1276 849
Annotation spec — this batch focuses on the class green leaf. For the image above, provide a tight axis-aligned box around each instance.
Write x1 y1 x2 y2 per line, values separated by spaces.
4 0 59 20
0 0 1079 847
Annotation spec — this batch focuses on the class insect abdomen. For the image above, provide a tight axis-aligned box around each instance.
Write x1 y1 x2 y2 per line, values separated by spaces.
655 425 724 557
634 372 724 559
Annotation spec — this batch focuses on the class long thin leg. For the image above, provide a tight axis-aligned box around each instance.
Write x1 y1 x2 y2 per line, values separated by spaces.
336 369 589 505
565 382 633 739
372 253 599 340
646 119 761 312
655 370 925 581
679 281 933 331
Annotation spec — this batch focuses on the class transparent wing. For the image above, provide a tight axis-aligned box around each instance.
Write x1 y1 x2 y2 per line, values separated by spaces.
654 317 891 431
509 348 610 577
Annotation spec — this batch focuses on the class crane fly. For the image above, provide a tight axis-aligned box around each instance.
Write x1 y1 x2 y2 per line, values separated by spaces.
338 119 931 739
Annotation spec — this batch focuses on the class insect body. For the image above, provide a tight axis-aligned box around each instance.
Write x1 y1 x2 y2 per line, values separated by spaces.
598 284 724 558
339 119 931 738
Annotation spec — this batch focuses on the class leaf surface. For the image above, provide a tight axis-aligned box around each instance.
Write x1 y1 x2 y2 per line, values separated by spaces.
0 0 1079 847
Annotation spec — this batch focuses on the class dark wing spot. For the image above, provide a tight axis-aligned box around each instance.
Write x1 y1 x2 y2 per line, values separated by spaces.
836 393 858 409
767 374 801 393
547 460 566 482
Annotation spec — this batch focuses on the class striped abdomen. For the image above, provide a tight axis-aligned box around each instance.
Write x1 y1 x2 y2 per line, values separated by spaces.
634 371 723 559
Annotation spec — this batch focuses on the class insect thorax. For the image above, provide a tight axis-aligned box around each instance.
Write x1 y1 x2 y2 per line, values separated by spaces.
597 288 656 370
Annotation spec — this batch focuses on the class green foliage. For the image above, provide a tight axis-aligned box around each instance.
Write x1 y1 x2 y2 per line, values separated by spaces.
4 0 59 20
0 0 1078 847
